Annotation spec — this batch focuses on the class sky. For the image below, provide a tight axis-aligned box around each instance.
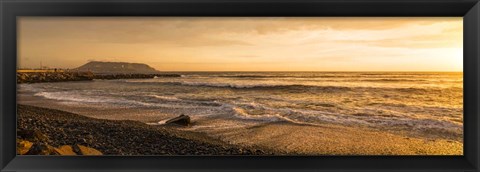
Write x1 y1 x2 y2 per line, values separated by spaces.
18 17 463 71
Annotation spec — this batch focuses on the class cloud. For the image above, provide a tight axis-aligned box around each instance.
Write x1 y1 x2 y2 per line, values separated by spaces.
233 55 259 58
18 17 462 71
296 20 462 49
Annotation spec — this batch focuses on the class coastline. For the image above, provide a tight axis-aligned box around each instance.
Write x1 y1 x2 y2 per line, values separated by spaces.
17 104 272 155
17 102 463 155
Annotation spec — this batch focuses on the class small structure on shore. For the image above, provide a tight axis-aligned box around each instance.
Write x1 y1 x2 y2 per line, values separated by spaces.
165 114 191 126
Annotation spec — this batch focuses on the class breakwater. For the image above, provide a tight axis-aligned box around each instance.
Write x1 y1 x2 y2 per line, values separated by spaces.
17 72 95 83
17 71 181 83
93 73 180 80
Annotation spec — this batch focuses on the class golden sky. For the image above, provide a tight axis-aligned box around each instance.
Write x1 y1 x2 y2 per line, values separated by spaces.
18 17 463 71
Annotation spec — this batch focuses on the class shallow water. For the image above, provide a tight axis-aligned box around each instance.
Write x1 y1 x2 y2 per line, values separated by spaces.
18 72 463 140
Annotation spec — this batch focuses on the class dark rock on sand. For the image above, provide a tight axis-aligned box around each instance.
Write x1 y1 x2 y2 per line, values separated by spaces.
17 130 49 142
17 139 34 155
165 114 191 126
54 145 77 155
17 130 102 155
27 142 59 155
16 127 103 155
73 144 103 155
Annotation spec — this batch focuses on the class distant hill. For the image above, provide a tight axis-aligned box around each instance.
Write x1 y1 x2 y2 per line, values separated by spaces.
75 61 160 74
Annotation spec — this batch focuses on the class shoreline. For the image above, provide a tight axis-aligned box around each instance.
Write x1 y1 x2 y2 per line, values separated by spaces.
16 79 463 155
17 103 463 155
17 104 273 155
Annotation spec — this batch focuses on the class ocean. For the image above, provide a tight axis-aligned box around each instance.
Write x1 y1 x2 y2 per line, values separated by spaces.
18 72 463 141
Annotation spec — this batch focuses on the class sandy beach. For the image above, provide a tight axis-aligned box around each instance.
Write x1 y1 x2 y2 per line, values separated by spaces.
17 100 462 155
201 121 462 155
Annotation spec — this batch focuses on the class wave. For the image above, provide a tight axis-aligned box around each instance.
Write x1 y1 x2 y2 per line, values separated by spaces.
162 81 356 91
34 91 121 104
128 80 461 94
32 92 174 108
362 78 429 82
146 119 169 125
33 90 225 111
231 106 285 122
148 95 181 101
218 76 447 83
177 72 461 79
186 74 387 79
31 89 462 134
223 102 462 134
218 75 276 78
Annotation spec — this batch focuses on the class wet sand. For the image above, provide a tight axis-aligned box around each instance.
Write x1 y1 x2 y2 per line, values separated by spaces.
199 121 462 155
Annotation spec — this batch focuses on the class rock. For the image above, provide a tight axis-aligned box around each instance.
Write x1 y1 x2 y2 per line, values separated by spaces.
86 134 94 142
77 138 88 144
17 139 33 155
165 114 191 126
16 72 94 83
27 142 59 155
17 74 27 83
73 144 103 155
54 145 77 155
17 130 49 142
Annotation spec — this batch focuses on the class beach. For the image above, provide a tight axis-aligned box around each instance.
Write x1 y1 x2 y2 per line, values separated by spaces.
17 72 464 155
17 103 462 155
17 104 271 155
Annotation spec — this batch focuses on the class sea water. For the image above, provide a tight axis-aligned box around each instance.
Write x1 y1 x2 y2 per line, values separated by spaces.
18 72 463 138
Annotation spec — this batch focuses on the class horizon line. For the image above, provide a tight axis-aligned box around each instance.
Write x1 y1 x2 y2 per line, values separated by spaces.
16 68 463 73
154 70 463 72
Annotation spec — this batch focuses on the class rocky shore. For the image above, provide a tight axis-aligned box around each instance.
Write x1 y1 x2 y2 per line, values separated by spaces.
17 72 95 83
93 73 180 80
17 72 181 84
17 104 271 155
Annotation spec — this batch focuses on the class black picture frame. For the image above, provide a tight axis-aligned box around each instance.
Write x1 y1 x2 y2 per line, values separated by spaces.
1 0 479 171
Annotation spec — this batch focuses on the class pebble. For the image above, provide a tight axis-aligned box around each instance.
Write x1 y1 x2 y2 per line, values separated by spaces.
17 104 272 155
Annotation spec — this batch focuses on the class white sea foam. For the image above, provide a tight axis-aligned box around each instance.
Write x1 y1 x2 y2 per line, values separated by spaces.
33 91 194 109
34 91 116 103
148 95 181 101
146 119 169 125
125 79 462 91
217 101 463 133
